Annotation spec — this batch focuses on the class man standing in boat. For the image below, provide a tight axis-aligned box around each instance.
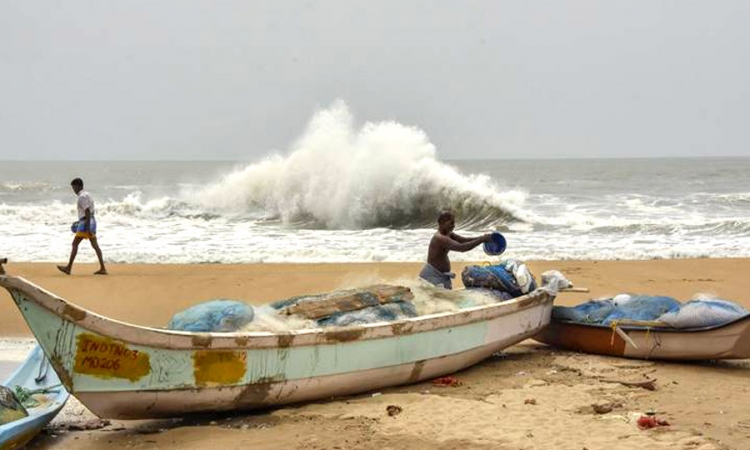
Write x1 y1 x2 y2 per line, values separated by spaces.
57 178 108 275
420 210 490 289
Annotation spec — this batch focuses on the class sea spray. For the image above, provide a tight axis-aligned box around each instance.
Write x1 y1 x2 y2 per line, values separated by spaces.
195 101 526 229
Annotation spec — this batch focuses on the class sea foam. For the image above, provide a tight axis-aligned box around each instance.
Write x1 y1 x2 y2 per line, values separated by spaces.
194 100 527 229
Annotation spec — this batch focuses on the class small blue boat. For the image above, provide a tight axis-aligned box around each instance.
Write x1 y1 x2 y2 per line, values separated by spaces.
0 346 69 450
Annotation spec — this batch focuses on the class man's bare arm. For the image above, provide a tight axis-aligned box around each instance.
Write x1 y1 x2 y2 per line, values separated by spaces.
437 234 489 252
449 232 473 244
84 208 91 231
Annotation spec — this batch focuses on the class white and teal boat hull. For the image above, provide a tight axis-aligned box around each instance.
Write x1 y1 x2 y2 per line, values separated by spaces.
0 276 553 419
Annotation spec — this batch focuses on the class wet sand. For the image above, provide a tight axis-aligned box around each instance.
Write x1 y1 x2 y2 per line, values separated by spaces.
1 259 749 449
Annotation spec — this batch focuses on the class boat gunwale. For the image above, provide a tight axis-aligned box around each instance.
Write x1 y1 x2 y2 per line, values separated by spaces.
0 275 554 350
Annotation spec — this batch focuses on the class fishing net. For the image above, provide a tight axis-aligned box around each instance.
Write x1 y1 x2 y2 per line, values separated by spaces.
461 259 538 297
658 298 749 328
552 299 617 324
168 272 549 333
0 385 28 425
553 294 748 329
316 301 418 327
170 286 416 332
601 295 681 324
167 300 255 332
269 285 413 319
553 295 680 325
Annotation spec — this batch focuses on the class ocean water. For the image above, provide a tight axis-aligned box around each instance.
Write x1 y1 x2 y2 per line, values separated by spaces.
2 108 749 264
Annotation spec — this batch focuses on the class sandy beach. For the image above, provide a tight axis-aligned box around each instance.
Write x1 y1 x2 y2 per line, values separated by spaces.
4 0 749 449
2 259 749 449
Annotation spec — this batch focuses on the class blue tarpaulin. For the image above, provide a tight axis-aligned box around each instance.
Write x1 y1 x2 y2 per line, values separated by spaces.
553 294 748 328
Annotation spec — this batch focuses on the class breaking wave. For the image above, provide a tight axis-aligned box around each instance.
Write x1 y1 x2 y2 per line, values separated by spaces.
194 101 527 230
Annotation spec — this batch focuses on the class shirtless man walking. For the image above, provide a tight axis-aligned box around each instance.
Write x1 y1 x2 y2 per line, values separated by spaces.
419 210 490 289
57 178 107 275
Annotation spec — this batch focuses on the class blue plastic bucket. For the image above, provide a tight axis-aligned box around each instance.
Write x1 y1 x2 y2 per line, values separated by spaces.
483 232 507 255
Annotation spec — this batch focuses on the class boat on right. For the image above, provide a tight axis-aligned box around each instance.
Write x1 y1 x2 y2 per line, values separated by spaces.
534 294 750 361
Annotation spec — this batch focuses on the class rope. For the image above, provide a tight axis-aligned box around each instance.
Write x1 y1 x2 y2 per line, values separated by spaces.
609 321 618 346
34 354 49 384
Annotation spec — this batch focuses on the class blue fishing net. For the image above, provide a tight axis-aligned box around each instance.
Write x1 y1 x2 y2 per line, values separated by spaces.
601 295 681 324
316 301 418 327
461 260 538 298
658 299 749 328
461 265 523 297
552 295 681 325
552 299 616 323
167 300 255 332
267 289 413 311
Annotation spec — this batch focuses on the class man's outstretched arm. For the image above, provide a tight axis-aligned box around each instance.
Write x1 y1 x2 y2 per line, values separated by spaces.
437 234 489 252
449 232 473 243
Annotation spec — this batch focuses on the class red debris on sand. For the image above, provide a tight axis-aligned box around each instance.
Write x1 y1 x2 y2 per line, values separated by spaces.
637 415 670 429
431 376 462 387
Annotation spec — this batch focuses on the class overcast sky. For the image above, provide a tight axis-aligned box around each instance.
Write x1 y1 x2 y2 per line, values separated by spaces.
1 0 749 160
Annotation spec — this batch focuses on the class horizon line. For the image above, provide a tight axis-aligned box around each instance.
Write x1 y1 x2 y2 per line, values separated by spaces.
1 155 749 163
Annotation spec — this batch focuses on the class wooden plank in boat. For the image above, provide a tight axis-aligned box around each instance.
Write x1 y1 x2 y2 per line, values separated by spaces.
280 285 414 320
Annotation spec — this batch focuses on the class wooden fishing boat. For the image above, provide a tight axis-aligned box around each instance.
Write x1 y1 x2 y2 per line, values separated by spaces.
1 346 69 450
534 315 750 360
0 274 554 419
